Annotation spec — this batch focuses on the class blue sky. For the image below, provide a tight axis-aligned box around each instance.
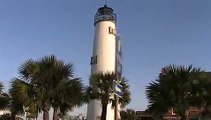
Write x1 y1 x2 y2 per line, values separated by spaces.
1 0 211 115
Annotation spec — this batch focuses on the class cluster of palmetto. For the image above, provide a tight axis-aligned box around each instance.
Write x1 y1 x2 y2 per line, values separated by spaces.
120 109 136 120
0 55 131 120
146 65 211 120
86 73 131 120
8 55 85 120
0 82 10 111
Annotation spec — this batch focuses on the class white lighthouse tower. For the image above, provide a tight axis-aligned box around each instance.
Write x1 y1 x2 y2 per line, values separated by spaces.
87 5 122 120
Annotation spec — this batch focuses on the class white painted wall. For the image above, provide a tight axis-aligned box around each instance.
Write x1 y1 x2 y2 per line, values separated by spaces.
87 20 117 120
91 21 116 74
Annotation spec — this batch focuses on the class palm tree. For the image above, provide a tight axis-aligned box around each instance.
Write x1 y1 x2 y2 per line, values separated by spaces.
190 72 211 119
120 109 136 120
0 82 10 110
51 78 84 120
146 65 205 120
17 57 51 120
118 78 131 108
88 72 131 120
9 79 36 120
10 55 84 120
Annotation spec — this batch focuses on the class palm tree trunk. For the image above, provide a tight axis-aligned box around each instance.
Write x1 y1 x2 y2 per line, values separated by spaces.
43 111 49 120
179 110 189 120
176 116 180 120
180 115 188 120
185 110 189 120
101 103 108 120
10 112 16 120
42 101 50 120
53 108 58 120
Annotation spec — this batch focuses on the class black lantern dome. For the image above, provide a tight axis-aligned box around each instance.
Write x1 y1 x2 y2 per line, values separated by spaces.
94 5 117 25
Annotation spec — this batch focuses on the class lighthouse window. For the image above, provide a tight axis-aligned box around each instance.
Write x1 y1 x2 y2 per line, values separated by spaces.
109 27 113 34
90 55 97 65
108 27 116 35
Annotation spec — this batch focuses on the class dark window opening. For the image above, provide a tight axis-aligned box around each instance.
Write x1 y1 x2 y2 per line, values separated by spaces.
90 55 97 65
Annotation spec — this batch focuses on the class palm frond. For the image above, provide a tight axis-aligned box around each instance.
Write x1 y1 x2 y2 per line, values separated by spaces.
145 65 207 117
